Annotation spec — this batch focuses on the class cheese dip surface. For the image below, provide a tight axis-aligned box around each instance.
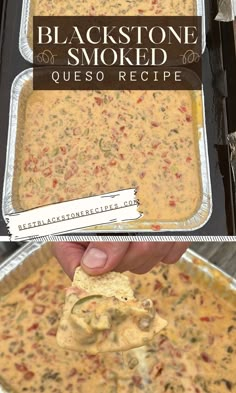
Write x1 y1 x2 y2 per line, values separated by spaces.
32 0 196 16
18 89 202 224
0 257 235 393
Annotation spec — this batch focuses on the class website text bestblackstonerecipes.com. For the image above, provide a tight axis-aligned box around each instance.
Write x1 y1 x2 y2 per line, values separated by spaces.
17 199 138 231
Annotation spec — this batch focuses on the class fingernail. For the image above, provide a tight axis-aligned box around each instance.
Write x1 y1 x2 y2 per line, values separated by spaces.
82 248 107 269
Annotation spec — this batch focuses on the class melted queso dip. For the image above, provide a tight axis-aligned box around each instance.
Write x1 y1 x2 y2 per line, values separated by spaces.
0 257 235 393
17 89 202 224
31 0 196 16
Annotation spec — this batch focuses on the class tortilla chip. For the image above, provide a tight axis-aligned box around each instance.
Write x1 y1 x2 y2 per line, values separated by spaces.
72 267 135 301
57 268 167 354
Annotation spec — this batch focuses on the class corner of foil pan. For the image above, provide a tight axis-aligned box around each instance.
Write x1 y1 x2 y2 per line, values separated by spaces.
19 0 33 63
180 85 213 232
0 242 42 280
177 85 213 232
0 241 49 297
93 85 213 233
180 249 236 309
2 68 34 223
181 248 236 288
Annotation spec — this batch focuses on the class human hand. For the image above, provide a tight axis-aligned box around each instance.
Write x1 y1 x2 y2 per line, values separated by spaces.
52 242 189 279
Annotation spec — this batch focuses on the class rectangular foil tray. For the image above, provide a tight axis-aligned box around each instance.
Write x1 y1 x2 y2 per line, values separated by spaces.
19 0 206 64
0 242 235 393
2 67 212 233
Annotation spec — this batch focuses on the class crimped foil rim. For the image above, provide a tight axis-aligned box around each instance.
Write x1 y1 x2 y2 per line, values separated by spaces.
0 244 235 293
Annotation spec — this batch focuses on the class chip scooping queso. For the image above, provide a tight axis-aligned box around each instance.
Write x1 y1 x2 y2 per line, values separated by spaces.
57 267 167 354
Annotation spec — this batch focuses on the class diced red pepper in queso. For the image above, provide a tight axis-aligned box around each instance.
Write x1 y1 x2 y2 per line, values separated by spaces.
18 90 201 224
32 0 196 18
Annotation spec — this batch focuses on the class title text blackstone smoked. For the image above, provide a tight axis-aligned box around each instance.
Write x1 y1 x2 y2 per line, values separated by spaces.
38 25 198 68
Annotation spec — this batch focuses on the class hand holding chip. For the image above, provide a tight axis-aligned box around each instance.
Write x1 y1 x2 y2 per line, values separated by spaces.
52 242 189 278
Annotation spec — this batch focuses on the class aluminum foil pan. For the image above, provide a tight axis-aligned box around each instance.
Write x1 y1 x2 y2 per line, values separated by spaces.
2 67 212 233
19 0 206 64
0 242 235 393
0 243 49 297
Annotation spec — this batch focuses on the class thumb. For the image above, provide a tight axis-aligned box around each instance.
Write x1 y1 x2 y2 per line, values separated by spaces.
81 242 130 275
51 242 88 279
